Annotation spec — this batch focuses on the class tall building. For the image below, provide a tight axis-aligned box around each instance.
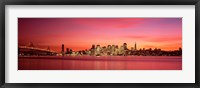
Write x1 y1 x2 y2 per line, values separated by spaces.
123 43 127 50
61 44 64 56
111 45 116 55
135 42 137 51
61 44 64 52
90 44 96 55
66 48 69 54
96 45 101 55
179 47 182 51
91 44 95 49
107 45 112 55
69 49 73 54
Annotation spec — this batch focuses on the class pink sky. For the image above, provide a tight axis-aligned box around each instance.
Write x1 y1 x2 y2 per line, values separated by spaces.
18 18 182 52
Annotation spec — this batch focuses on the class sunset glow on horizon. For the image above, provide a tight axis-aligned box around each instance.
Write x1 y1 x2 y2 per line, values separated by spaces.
18 18 182 52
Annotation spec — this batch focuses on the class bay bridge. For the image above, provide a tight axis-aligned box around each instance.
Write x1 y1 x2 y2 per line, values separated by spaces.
18 42 58 56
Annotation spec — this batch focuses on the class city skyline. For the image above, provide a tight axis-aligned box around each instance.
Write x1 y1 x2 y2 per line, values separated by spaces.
18 42 182 56
18 18 182 52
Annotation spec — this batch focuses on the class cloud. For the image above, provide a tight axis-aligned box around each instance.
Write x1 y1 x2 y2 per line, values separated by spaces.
125 35 147 39
125 35 182 43
146 36 182 42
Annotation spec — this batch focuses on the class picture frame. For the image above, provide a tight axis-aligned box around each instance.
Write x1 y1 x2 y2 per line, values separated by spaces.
0 0 200 88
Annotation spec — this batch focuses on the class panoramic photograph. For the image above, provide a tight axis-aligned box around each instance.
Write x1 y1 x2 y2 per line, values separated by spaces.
18 18 182 70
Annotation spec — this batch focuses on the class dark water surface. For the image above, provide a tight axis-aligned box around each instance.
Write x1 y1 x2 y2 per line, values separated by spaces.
18 56 182 70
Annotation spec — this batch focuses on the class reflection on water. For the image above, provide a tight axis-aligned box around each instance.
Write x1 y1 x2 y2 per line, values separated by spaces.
18 56 182 70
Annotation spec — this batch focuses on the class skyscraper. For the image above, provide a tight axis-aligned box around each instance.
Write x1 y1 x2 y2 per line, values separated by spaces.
61 44 64 56
96 45 101 55
91 44 95 49
91 44 96 55
66 48 69 54
123 43 127 50
135 42 137 51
